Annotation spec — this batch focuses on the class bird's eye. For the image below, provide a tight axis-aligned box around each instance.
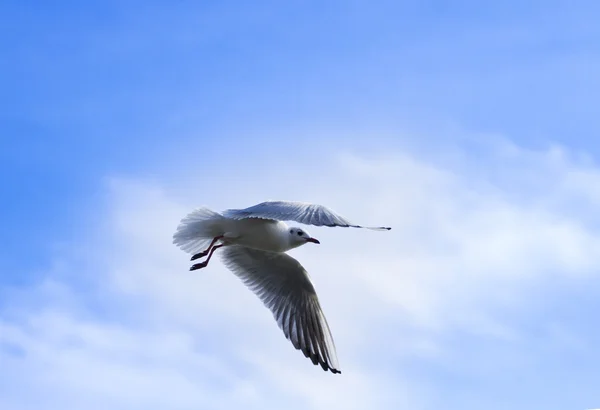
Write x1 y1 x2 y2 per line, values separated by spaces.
297 231 302 236
290 230 294 234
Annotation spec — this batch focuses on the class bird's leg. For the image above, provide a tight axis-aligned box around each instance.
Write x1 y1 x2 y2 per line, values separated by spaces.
190 235 224 261
190 244 224 271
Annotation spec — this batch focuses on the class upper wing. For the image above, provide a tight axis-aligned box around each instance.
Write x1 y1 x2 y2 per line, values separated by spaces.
223 200 391 230
220 245 341 374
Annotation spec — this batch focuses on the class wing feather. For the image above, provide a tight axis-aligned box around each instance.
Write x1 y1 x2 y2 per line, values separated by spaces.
220 245 341 374
223 200 391 230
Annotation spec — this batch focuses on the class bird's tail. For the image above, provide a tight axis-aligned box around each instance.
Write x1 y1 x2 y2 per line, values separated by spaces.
173 207 226 255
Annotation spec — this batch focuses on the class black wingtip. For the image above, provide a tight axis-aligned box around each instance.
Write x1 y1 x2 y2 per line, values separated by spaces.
366 226 392 231
319 361 341 374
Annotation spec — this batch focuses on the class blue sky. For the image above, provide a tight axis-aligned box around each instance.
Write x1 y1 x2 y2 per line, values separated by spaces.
2 1 600 409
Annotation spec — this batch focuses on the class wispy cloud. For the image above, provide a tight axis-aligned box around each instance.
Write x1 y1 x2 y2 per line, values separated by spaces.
1 138 599 409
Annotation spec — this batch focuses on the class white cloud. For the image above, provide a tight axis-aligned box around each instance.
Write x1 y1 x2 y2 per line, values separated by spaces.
2 139 600 409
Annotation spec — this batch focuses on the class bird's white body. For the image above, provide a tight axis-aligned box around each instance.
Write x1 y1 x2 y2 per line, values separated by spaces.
172 200 391 374
220 219 298 253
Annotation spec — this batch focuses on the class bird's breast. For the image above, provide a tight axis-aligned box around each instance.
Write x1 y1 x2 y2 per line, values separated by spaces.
227 219 290 252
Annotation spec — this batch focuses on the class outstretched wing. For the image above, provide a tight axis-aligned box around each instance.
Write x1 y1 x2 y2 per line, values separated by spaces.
223 200 391 230
220 245 341 374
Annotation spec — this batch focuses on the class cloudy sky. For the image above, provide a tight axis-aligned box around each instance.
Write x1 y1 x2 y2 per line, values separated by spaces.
2 1 600 409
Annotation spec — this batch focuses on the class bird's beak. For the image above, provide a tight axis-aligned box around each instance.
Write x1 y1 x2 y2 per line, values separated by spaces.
306 237 320 244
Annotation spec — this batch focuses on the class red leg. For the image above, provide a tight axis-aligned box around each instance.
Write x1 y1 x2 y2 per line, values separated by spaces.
190 244 224 271
190 235 224 261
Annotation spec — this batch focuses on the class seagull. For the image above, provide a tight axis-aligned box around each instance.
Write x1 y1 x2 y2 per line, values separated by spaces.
173 200 391 374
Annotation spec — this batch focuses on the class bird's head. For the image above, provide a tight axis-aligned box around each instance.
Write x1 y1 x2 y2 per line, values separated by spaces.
288 227 320 248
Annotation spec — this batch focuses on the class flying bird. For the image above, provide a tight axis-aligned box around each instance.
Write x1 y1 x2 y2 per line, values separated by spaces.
173 200 391 374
